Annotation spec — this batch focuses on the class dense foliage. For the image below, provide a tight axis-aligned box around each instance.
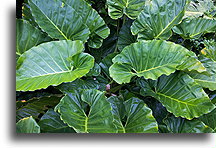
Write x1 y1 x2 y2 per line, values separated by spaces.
16 0 216 133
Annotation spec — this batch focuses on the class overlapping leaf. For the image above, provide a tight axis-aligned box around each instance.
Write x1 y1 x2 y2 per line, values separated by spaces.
138 72 215 119
109 40 204 84
16 96 61 121
173 18 216 39
199 108 216 132
38 109 75 133
16 116 40 133
57 78 104 93
185 0 216 18
62 0 110 48
107 0 146 19
16 19 51 58
108 96 158 133
187 57 216 91
56 89 117 133
16 40 94 91
164 115 214 133
117 20 136 51
29 0 90 42
131 0 186 40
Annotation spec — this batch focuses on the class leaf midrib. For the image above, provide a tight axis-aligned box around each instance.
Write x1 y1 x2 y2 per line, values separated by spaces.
17 68 78 81
30 0 68 40
155 8 184 39
157 92 197 107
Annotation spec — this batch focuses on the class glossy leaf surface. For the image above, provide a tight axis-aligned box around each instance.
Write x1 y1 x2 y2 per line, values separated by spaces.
16 19 51 57
131 0 186 40
56 89 117 133
138 72 215 119
62 0 110 48
16 40 94 91
187 57 216 91
109 40 202 84
173 18 216 39
107 0 146 19
108 96 158 133
29 0 90 41
164 115 214 133
38 109 75 133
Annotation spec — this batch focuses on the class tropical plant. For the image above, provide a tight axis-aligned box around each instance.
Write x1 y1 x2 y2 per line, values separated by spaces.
16 0 216 133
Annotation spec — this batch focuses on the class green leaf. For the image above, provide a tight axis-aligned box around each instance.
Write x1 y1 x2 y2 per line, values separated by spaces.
107 0 146 19
199 108 216 132
187 57 216 91
56 89 117 133
16 19 51 57
86 63 101 76
117 20 137 51
22 3 38 27
57 77 103 93
185 0 216 18
38 109 75 133
109 40 202 84
16 40 94 91
173 18 216 39
138 72 215 120
89 26 118 62
62 0 110 48
176 51 206 73
201 40 216 62
131 0 186 40
164 115 214 133
16 96 61 122
16 116 40 133
28 0 90 42
99 53 118 80
108 96 158 133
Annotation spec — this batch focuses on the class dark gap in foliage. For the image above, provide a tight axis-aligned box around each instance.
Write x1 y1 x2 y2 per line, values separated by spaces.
16 86 62 101
16 0 24 19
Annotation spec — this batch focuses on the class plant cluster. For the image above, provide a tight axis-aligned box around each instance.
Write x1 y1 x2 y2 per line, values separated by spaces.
16 0 216 133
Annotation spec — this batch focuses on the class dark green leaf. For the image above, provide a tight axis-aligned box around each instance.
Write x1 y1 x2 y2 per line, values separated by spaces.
131 0 186 40
38 109 75 133
16 116 40 133
138 72 215 119
56 89 117 133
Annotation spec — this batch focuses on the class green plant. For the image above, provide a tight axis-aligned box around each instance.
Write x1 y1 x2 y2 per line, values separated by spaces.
16 0 216 133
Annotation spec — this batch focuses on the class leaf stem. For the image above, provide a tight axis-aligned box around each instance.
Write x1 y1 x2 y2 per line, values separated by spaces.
114 19 120 53
122 15 127 25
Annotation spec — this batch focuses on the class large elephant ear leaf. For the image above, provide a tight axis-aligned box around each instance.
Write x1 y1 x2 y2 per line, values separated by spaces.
164 115 214 133
16 116 40 133
28 0 90 42
131 0 186 40
16 19 51 58
38 109 75 133
187 57 216 91
16 40 94 91
62 0 110 48
108 96 158 133
138 72 215 120
107 0 146 19
109 40 203 84
173 18 216 39
56 89 117 133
